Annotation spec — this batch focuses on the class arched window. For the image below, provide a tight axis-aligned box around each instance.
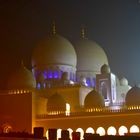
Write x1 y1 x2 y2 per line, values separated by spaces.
70 72 73 80
37 83 41 89
76 128 84 140
86 77 91 87
86 127 94 134
60 70 63 78
118 126 128 136
100 81 107 99
45 130 48 139
130 125 139 133
48 70 52 78
67 128 73 139
107 126 117 135
96 127 105 136
54 70 59 79
57 129 62 140
66 103 70 116
43 71 47 79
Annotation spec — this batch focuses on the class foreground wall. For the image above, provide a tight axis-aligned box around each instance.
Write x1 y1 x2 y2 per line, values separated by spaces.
36 112 140 136
0 92 33 133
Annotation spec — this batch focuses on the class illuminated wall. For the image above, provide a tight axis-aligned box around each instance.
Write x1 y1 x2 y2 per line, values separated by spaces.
45 125 140 140
36 111 140 136
0 92 33 133
40 86 81 112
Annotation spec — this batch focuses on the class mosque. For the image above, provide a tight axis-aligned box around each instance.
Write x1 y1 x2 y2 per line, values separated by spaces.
0 24 140 139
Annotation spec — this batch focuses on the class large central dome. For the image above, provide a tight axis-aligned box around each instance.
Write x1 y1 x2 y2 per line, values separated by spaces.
75 37 108 87
75 39 108 73
32 35 77 69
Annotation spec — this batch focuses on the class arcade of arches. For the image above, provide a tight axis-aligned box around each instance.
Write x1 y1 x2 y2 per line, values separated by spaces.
46 125 140 139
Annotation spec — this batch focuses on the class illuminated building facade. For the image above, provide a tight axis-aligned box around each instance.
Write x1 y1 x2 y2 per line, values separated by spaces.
0 25 140 139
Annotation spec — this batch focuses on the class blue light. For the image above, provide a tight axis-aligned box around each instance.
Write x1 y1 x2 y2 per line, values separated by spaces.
86 78 91 87
60 70 63 78
37 83 41 89
48 70 52 78
70 72 73 80
92 78 96 87
43 71 47 79
54 70 58 78
35 71 40 79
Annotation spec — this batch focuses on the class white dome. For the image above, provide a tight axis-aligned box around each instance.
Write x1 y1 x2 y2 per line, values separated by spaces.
100 64 110 74
32 35 77 69
126 86 140 105
7 63 36 89
75 39 108 74
84 89 105 108
120 77 128 86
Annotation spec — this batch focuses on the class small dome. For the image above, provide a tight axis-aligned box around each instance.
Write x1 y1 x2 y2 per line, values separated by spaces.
32 35 77 69
84 89 105 108
101 64 110 74
47 93 66 112
125 86 140 106
7 63 36 89
120 77 128 86
75 39 108 74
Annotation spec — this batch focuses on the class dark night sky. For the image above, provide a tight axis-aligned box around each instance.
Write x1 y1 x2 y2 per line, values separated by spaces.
0 0 140 89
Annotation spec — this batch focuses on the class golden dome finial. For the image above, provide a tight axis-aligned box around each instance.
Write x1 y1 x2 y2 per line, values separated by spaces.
81 26 86 39
52 21 56 35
